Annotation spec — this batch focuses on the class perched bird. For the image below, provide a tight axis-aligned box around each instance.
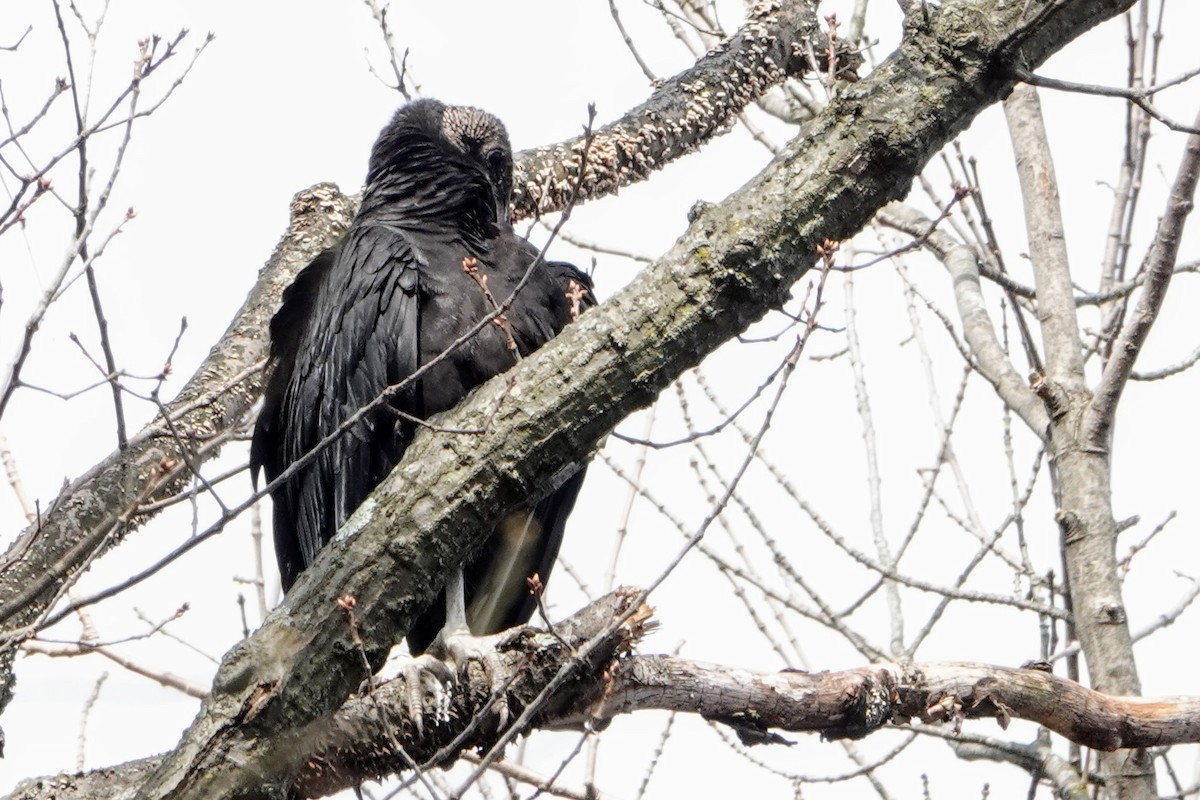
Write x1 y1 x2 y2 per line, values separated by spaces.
251 99 593 658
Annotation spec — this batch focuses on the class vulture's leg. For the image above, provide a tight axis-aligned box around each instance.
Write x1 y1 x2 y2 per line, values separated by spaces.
424 568 518 728
387 568 520 734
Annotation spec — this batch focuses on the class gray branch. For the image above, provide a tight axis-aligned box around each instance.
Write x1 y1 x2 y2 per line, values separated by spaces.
12 622 1200 799
1087 105 1200 446
1003 84 1088 394
875 202 1051 436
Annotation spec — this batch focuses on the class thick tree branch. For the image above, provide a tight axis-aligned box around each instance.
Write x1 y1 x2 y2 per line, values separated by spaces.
124 2 1142 797
510 0 831 219
10 588 1200 800
5 585 654 800
594 658 1200 752
287 588 652 798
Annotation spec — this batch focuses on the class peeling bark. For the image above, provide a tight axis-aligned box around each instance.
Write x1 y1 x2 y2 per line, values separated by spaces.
8 592 1200 800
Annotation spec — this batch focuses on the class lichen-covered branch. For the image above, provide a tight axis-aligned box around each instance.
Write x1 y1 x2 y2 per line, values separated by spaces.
509 0 827 220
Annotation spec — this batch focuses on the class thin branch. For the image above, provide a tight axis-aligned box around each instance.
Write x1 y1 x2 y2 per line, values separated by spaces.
609 0 661 83
362 0 415 99
0 25 33 51
843 262 904 656
76 671 107 771
875 202 1050 436
1130 339 1200 380
1087 104 1200 446
1013 67 1200 135
21 640 206 698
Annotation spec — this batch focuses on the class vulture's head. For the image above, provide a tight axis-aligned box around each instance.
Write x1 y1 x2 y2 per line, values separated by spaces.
367 99 514 227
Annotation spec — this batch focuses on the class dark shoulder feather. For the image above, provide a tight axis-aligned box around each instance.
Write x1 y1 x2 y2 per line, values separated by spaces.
251 241 341 486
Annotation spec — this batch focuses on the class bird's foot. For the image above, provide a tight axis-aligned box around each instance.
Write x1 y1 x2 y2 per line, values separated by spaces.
375 645 456 736
428 627 527 731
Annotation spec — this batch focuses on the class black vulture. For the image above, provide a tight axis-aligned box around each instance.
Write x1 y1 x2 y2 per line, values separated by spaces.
251 99 593 659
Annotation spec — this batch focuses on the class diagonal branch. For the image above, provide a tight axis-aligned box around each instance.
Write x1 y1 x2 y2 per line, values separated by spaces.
875 202 1051 437
1086 105 1200 447
510 0 830 219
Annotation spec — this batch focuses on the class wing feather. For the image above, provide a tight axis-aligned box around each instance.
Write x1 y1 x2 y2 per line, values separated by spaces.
254 224 421 590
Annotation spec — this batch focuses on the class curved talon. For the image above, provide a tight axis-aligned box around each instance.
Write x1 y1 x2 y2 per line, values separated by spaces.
376 649 455 736
434 628 525 731
374 627 527 736
406 653 457 735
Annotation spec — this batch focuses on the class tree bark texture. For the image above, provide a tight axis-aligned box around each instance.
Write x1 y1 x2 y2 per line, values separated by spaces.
1005 83 1200 800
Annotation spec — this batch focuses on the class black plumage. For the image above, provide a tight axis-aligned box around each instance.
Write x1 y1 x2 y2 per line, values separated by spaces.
251 99 593 654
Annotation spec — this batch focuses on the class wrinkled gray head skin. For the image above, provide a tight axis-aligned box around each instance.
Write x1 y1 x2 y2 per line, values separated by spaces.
440 105 510 157
364 99 516 227
440 104 514 216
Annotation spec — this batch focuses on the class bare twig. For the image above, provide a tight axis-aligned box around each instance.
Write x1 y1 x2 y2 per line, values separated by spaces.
22 640 205 698
1087 105 1200 446
1013 67 1200 135
76 671 107 771
843 250 904 657
362 0 416 99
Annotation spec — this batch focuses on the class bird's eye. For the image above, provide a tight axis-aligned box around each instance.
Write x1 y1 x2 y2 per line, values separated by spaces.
486 150 506 173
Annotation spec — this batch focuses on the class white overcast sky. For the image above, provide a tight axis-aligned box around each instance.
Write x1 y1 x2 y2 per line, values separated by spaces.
0 1 1198 798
